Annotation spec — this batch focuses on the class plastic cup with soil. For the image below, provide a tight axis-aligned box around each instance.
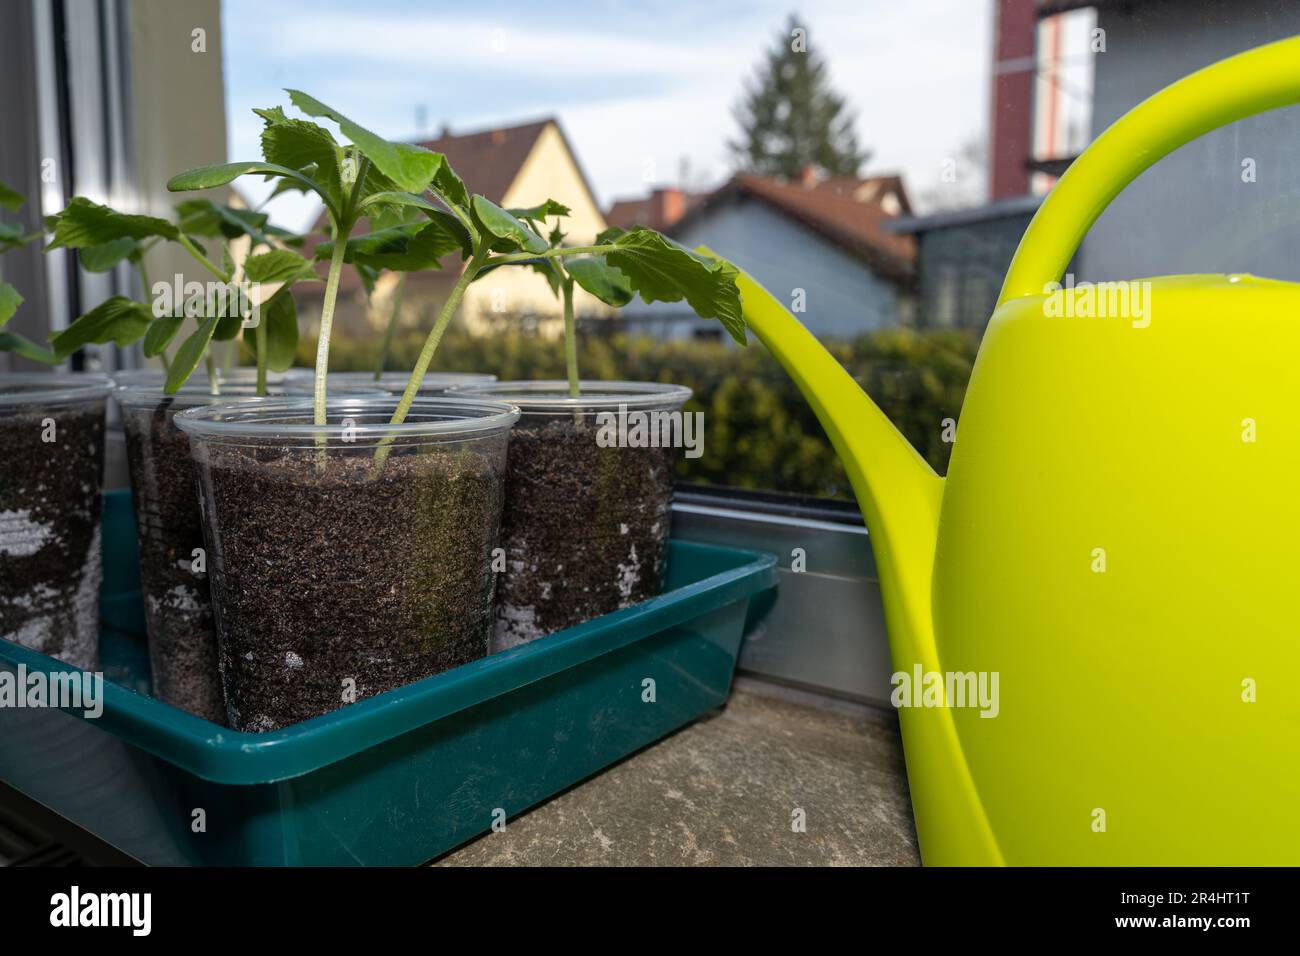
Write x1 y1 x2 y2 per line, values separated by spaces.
113 368 291 724
455 380 693 652
283 369 496 396
0 373 113 670
174 395 519 732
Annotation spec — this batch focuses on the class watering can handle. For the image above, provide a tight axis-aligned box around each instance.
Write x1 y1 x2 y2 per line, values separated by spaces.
998 35 1300 305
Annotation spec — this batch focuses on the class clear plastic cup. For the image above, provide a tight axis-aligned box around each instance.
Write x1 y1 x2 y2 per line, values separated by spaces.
282 369 497 396
0 373 114 670
175 396 519 732
111 367 288 391
113 373 290 723
454 380 693 651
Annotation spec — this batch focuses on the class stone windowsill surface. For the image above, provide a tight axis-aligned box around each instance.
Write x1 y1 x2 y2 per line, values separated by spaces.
436 678 921 866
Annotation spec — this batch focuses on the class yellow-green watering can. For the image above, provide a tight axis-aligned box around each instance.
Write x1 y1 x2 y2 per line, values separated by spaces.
727 36 1300 865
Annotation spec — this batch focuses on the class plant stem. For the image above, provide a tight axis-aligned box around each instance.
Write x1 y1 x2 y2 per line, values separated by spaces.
370 243 488 471
178 234 232 283
374 273 406 379
490 243 614 266
389 242 488 427
203 349 219 396
313 235 351 426
255 316 268 395
562 276 579 397
135 256 152 301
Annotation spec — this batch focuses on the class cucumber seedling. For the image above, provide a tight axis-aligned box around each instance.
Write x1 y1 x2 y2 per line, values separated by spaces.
41 195 314 394
170 91 746 439
0 179 56 364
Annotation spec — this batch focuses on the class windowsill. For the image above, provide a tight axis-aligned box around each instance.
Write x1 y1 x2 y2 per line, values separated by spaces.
435 677 920 867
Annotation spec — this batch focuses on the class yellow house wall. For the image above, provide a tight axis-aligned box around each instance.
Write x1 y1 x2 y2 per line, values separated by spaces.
461 123 610 337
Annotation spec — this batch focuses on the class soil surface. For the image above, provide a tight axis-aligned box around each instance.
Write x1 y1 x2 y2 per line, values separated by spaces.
122 398 225 723
0 403 105 669
492 413 674 650
198 444 505 732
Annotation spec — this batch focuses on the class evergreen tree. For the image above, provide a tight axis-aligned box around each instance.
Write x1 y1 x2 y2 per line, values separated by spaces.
730 15 869 179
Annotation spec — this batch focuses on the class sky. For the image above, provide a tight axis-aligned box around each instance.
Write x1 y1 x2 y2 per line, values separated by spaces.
221 0 993 231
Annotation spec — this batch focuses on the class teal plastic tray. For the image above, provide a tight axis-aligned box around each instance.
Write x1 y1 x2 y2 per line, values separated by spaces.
0 490 776 865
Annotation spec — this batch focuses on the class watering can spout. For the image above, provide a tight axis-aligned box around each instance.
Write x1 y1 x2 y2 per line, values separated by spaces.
725 267 943 641
717 262 1002 863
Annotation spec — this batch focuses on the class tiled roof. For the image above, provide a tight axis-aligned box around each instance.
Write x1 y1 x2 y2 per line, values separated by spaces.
605 197 655 230
673 173 916 280
811 174 913 215
605 189 706 231
415 119 552 204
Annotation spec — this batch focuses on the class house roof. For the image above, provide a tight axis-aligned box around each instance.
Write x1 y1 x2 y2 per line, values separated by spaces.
671 172 916 281
415 119 552 204
809 174 913 215
605 197 652 229
605 189 707 231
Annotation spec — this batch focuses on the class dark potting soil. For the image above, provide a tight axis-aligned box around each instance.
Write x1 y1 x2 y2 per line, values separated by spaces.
122 399 225 724
0 404 104 669
492 414 674 650
199 447 505 732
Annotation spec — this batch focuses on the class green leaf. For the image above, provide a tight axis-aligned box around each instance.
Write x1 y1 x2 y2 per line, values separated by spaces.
168 274 259 342
0 281 23 327
605 229 746 344
175 198 277 247
79 237 140 272
315 219 461 272
268 166 319 200
165 314 220 392
0 331 57 364
50 296 153 358
523 260 561 295
509 199 570 223
432 164 469 210
471 195 547 253
46 197 179 251
244 248 316 284
360 162 402 205
0 221 30 251
566 257 633 307
355 263 379 297
361 192 472 256
362 190 442 215
0 180 24 212
286 90 444 195
364 199 422 233
142 314 184 357
213 314 244 342
166 161 324 199
244 289 298 372
254 106 343 209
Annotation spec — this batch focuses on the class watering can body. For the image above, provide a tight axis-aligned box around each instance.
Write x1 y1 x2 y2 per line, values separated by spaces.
725 37 1300 865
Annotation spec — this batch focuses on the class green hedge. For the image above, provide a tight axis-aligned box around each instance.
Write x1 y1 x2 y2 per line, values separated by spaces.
297 323 978 499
